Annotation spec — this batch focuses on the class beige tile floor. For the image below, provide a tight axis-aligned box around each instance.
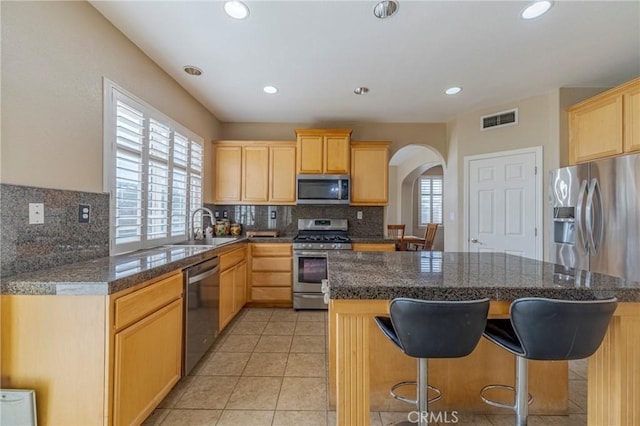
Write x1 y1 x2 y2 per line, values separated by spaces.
143 307 588 426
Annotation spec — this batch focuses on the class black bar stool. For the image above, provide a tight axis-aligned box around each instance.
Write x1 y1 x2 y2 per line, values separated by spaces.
374 298 491 426
480 297 617 426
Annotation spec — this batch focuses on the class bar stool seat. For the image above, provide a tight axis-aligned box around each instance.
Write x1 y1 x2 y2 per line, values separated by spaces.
374 298 490 426
480 297 618 426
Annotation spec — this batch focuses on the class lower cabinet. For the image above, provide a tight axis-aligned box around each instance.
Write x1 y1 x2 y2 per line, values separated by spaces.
250 243 293 305
111 272 183 426
352 243 395 252
0 270 184 426
113 299 182 425
219 245 248 331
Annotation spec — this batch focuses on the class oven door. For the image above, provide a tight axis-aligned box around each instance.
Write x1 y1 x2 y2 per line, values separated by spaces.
293 251 328 292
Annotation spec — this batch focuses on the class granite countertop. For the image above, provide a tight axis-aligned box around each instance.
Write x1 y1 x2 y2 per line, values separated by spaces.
327 251 640 302
247 236 294 243
1 238 249 296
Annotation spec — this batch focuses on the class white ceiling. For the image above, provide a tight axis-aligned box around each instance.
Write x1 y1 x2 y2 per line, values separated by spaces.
91 1 640 124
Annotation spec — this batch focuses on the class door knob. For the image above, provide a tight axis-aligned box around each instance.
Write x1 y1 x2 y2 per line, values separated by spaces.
471 238 479 243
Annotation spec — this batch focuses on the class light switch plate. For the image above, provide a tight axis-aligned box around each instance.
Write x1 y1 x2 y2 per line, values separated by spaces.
29 203 44 224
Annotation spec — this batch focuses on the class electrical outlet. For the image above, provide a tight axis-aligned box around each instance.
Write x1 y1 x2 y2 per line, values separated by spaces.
222 210 228 219
29 203 44 224
214 210 220 219
270 211 277 220
357 211 363 220
78 204 91 223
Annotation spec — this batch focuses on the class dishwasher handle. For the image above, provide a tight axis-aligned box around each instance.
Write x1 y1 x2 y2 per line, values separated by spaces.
187 266 219 284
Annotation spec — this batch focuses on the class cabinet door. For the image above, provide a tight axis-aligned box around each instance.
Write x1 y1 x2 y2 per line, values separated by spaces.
214 145 242 202
350 143 389 205
219 268 235 331
625 83 640 153
324 135 350 174
569 95 623 164
113 299 182 426
233 261 247 313
242 145 269 202
297 135 324 174
270 145 296 203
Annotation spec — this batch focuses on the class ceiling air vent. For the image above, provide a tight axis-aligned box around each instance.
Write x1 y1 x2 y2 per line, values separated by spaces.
480 108 518 130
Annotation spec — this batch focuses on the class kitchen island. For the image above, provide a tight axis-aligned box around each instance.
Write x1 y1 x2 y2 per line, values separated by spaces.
327 251 640 426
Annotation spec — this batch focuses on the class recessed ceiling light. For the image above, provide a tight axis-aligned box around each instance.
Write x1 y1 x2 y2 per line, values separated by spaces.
354 87 369 95
263 86 278 94
373 0 399 19
224 0 250 20
183 66 202 76
445 87 462 95
521 1 553 20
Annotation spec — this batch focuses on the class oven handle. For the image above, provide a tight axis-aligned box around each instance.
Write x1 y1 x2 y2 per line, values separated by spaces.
294 251 329 257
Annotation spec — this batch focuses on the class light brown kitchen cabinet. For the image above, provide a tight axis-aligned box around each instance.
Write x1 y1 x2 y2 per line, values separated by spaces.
351 243 395 252
350 141 390 205
249 243 292 306
213 141 296 204
568 77 640 164
1 271 183 426
624 81 640 153
219 245 248 331
295 129 352 174
242 145 269 202
270 143 297 203
214 145 242 202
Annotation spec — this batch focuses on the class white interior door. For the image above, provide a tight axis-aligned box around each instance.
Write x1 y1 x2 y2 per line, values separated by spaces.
466 148 541 259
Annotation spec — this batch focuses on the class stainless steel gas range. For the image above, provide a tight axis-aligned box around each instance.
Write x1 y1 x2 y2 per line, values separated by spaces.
292 219 352 310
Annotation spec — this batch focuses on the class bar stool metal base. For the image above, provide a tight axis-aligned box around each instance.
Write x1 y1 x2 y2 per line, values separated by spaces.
479 355 532 426
390 381 442 406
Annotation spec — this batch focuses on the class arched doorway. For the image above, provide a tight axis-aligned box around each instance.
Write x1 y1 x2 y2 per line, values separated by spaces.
387 145 445 249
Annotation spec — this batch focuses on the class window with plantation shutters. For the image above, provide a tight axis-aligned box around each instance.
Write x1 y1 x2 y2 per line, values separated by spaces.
105 80 204 254
419 176 443 226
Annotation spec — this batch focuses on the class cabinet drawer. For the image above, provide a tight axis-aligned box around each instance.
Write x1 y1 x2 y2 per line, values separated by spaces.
251 271 292 287
114 273 182 331
251 243 291 257
220 246 247 271
251 287 292 302
252 257 292 272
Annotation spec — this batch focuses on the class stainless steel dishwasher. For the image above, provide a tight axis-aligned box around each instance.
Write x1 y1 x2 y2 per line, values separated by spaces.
183 256 219 375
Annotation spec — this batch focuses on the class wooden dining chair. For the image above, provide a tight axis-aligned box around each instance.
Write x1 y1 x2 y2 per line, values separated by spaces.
410 223 438 251
387 224 406 251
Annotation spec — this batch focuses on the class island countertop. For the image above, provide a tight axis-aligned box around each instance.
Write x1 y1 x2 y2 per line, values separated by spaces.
327 251 640 302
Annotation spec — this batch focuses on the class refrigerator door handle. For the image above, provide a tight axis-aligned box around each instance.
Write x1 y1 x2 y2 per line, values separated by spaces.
576 179 589 255
586 178 604 254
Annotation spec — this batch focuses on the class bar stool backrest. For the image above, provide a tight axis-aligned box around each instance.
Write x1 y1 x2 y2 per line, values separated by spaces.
510 297 618 360
389 298 490 359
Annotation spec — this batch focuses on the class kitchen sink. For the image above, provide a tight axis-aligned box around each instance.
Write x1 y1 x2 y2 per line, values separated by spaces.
166 237 241 248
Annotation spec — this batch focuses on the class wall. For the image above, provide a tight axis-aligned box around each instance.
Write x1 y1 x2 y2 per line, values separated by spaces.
0 1 222 275
0 1 220 198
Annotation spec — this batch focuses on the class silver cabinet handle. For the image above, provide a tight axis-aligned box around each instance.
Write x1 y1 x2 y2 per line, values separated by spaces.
470 238 479 243
576 179 589 255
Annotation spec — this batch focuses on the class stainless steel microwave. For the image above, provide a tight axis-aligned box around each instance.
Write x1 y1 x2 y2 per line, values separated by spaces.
296 174 350 205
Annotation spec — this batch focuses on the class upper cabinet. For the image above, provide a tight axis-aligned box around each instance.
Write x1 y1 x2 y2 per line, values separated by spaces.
350 141 390 206
213 141 296 205
295 129 352 174
568 77 640 164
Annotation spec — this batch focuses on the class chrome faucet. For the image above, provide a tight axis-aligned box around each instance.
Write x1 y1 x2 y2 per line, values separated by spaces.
191 207 215 240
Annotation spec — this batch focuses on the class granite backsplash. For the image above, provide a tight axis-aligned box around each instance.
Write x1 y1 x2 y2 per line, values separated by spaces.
0 183 383 278
204 204 384 237
1 184 110 278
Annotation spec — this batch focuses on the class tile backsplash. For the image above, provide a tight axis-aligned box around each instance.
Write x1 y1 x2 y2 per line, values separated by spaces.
204 203 384 237
1 184 109 278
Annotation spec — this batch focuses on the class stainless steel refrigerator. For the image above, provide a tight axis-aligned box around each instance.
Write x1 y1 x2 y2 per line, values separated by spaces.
549 152 640 282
